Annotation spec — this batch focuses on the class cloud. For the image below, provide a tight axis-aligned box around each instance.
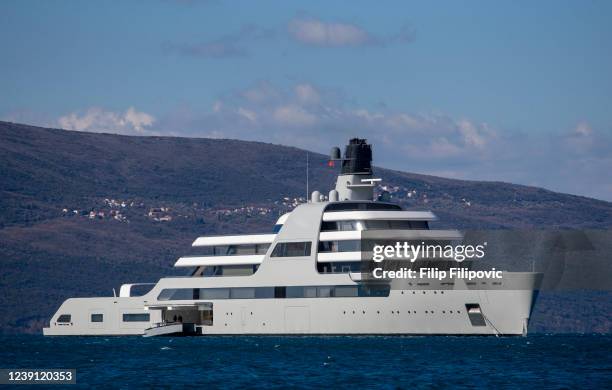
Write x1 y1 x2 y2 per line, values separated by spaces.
57 107 156 135
574 121 592 137
294 83 320 105
154 81 497 159
164 17 413 59
273 105 318 127
164 24 275 59
287 16 415 47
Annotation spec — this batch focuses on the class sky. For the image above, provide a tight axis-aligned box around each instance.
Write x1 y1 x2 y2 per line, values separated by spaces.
1 0 611 200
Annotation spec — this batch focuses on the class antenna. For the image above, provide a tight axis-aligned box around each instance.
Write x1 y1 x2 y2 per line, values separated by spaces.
306 152 309 202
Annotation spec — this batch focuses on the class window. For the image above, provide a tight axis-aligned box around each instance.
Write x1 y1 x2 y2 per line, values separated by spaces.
90 314 103 323
270 242 312 257
200 288 230 299
317 262 362 274
198 264 259 277
410 221 429 229
156 285 389 300
122 313 150 322
325 202 401 212
321 220 429 232
335 286 359 297
273 224 283 233
274 286 286 298
318 240 360 252
230 288 256 299
57 314 71 323
191 244 270 257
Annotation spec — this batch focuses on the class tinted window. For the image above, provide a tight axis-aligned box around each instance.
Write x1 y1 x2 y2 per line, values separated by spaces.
200 288 230 299
318 240 360 252
191 243 269 256
231 288 256 299
322 219 428 231
57 314 71 323
334 286 359 297
410 221 429 229
91 314 103 323
156 285 389 300
317 261 362 274
122 313 150 322
271 242 312 257
198 264 259 277
320 221 337 231
325 202 401 212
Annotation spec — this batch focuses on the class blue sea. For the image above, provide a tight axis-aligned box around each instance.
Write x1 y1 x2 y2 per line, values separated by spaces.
0 335 610 389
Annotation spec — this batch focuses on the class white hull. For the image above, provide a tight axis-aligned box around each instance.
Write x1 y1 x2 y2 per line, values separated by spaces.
43 286 536 336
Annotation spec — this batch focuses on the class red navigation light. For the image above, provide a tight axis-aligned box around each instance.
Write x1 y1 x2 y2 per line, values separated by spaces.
328 160 335 167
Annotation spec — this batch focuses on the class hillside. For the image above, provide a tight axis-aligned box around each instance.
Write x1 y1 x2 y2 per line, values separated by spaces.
1 121 611 334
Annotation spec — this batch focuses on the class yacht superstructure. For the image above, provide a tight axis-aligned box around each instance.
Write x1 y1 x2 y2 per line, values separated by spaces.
44 139 541 336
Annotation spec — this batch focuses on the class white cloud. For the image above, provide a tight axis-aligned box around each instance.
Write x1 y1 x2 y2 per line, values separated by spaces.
288 17 372 47
287 16 415 48
574 121 592 136
273 105 317 127
237 107 257 122
124 107 155 132
241 81 281 104
457 119 489 148
295 83 320 105
57 107 156 135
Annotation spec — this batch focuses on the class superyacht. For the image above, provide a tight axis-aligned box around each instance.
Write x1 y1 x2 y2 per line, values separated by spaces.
44 139 541 336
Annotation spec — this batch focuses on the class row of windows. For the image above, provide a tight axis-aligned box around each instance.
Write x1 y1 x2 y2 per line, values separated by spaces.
321 220 429 232
193 264 260 277
56 313 150 323
157 285 390 301
190 243 270 257
325 202 402 212
317 261 363 274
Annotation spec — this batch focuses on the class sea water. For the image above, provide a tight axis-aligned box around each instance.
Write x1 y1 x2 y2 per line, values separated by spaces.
0 335 609 388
